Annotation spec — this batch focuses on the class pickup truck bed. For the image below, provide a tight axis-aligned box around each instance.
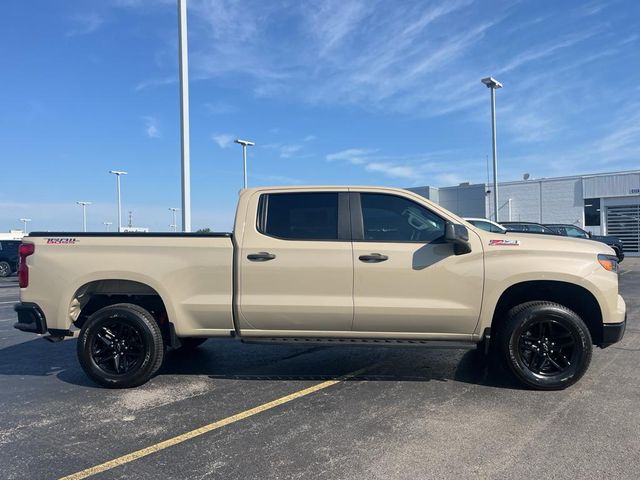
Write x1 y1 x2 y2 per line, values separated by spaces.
18 232 235 337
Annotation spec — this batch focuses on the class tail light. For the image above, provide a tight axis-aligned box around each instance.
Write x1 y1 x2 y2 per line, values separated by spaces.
18 243 35 288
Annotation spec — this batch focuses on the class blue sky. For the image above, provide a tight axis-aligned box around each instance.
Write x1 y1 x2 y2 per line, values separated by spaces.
1 0 639 232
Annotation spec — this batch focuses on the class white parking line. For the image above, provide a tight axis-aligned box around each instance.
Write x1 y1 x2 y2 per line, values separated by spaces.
0 301 17 305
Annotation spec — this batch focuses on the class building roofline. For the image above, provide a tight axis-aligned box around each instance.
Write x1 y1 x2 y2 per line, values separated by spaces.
412 168 640 190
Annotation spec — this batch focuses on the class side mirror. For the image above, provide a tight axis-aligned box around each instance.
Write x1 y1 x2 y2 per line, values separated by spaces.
445 222 472 255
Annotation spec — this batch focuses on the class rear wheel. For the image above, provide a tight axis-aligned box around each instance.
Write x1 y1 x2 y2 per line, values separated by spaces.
77 303 165 388
0 261 10 277
497 301 592 390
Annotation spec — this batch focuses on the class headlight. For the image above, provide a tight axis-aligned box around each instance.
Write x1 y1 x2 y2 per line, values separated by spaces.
598 254 618 273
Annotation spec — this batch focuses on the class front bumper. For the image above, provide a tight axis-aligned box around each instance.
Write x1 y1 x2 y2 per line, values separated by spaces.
601 314 626 348
14 302 47 334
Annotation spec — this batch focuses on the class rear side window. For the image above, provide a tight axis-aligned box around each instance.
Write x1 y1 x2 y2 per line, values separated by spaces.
360 193 445 242
526 224 547 233
259 193 339 240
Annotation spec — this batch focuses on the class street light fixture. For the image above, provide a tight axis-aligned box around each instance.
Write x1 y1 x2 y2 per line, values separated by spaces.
19 218 31 234
234 139 255 189
481 76 503 223
169 208 180 232
76 201 92 232
103 221 113 232
109 170 128 232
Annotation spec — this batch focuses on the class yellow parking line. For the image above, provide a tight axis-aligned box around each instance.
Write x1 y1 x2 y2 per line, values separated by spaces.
58 366 370 480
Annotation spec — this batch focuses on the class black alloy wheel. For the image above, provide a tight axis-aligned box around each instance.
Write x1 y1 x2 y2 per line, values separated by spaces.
498 301 592 390
516 318 576 376
90 319 145 375
77 303 165 388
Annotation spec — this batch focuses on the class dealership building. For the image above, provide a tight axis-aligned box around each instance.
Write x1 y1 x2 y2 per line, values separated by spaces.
409 169 640 256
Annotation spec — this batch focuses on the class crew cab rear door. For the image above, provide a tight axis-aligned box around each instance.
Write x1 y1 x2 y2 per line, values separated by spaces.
350 191 483 336
237 189 354 334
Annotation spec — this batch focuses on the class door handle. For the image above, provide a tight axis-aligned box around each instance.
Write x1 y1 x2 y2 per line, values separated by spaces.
358 253 388 263
247 252 276 262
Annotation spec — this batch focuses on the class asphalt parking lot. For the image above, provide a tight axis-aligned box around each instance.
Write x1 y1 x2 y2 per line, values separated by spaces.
1 259 639 480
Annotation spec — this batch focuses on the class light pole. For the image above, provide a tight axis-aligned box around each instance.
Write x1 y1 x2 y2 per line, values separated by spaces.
19 218 31 234
109 170 128 232
481 77 503 223
76 201 92 232
178 0 192 232
169 208 180 232
234 139 255 189
103 221 113 232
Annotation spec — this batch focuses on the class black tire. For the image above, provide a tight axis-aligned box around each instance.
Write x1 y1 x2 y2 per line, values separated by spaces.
613 247 624 263
0 261 10 278
77 303 165 388
176 337 207 350
496 301 592 390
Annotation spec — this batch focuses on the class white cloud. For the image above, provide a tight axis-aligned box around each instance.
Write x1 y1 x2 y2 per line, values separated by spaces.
326 148 377 165
279 145 303 158
212 133 235 148
135 76 177 92
184 0 503 116
497 29 601 74
66 13 105 36
325 148 470 185
203 101 237 115
365 162 419 180
143 116 160 138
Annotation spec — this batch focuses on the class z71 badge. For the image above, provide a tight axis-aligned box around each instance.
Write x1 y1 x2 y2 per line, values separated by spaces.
489 239 520 246
46 238 78 245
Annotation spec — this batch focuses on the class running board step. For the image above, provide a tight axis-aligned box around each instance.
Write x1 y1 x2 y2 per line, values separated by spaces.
241 337 477 349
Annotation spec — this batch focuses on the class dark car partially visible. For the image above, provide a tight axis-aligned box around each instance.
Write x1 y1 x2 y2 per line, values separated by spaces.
501 222 556 234
0 240 20 277
545 224 624 262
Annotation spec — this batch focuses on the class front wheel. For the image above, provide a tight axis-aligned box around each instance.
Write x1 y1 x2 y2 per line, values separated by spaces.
497 301 592 390
77 303 165 388
0 261 11 277
613 247 624 263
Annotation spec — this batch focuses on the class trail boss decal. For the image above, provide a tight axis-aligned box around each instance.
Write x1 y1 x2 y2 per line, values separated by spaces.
489 239 520 246
46 238 78 245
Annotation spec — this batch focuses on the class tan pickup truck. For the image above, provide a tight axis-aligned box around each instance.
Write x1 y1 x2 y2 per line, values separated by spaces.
14 186 626 390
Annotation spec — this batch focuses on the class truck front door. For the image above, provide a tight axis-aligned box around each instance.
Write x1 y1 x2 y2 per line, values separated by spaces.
237 190 354 334
350 191 484 336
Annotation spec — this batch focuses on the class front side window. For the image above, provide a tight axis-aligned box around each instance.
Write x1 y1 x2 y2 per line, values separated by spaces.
260 193 339 240
360 193 445 242
526 224 547 233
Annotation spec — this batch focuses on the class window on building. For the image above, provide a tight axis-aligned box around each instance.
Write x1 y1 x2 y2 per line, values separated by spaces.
584 198 601 226
260 193 339 240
